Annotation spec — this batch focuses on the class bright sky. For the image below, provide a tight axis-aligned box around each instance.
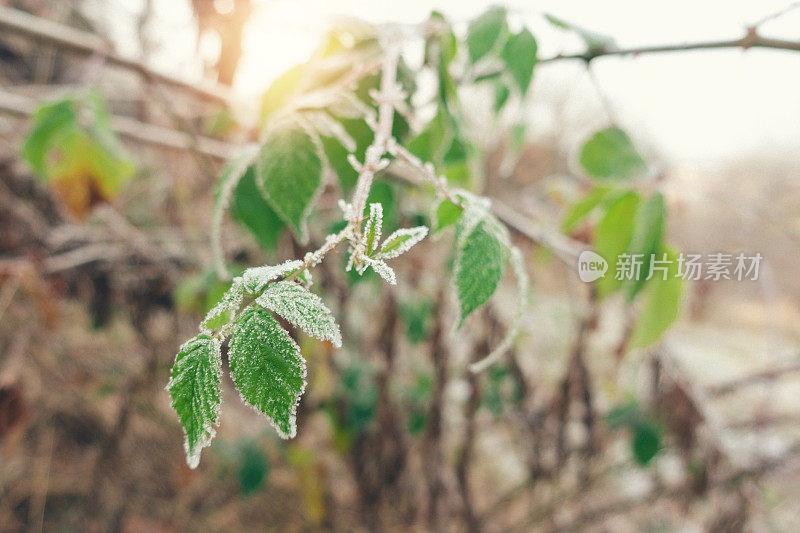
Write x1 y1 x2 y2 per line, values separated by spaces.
114 0 800 164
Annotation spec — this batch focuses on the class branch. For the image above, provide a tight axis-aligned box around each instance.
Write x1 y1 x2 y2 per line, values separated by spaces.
0 6 231 104
347 42 402 231
389 142 583 268
707 360 800 396
0 90 235 160
540 29 800 63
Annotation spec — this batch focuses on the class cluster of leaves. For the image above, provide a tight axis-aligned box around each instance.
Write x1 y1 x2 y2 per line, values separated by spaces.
606 398 663 466
167 260 344 467
22 90 135 218
564 127 683 348
168 7 682 469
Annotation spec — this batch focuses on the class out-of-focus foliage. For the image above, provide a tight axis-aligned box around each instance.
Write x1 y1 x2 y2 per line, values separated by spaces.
606 398 663 465
579 127 647 180
22 91 135 217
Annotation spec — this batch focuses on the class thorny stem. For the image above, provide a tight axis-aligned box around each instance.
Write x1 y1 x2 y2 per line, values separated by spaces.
348 41 402 235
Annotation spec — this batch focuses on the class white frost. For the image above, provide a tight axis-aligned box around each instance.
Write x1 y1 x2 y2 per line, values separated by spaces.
377 225 429 260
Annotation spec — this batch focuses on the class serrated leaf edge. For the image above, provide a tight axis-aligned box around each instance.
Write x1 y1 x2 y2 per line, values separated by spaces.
228 308 307 440
255 281 343 348
165 334 222 469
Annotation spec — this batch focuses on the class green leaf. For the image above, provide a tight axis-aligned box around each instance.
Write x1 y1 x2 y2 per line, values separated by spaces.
167 333 222 468
434 199 463 232
232 166 285 252
320 117 373 194
229 307 307 439
259 64 306 126
366 181 397 231
626 193 665 299
630 247 682 348
237 441 270 495
364 257 397 285
493 79 510 113
364 203 383 256
594 191 640 297
605 398 640 430
256 123 323 242
407 107 453 165
455 208 506 325
399 299 433 344
242 259 304 294
22 99 77 176
201 277 244 334
579 127 647 180
560 186 612 232
466 6 508 64
377 226 429 260
255 281 342 347
501 28 538 94
632 421 661 465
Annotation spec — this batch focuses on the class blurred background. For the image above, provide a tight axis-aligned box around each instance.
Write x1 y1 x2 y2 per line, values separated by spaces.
1 0 800 531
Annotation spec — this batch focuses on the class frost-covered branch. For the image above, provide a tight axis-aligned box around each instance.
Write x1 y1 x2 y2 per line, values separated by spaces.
347 41 403 233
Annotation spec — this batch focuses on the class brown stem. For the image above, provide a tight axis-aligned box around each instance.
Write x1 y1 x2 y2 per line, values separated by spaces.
457 318 495 533
422 287 449 529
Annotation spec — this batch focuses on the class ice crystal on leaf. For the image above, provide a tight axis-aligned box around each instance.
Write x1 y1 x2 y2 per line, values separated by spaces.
228 307 307 439
200 277 244 334
255 281 342 347
166 334 222 469
364 202 383 256
242 259 304 294
364 257 397 285
377 226 429 260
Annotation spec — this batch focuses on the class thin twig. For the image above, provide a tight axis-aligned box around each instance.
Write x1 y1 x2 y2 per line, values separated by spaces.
0 90 235 160
540 30 800 63
0 5 231 103
707 361 800 396
752 1 800 27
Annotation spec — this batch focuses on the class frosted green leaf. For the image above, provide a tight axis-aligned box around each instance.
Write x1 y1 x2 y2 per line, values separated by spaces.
469 246 528 373
201 277 244 334
256 122 323 242
455 206 507 326
364 257 396 285
229 307 307 439
377 226 429 260
434 199 462 233
167 334 222 469
364 202 383 256
242 259 304 294
466 6 507 64
255 281 342 347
